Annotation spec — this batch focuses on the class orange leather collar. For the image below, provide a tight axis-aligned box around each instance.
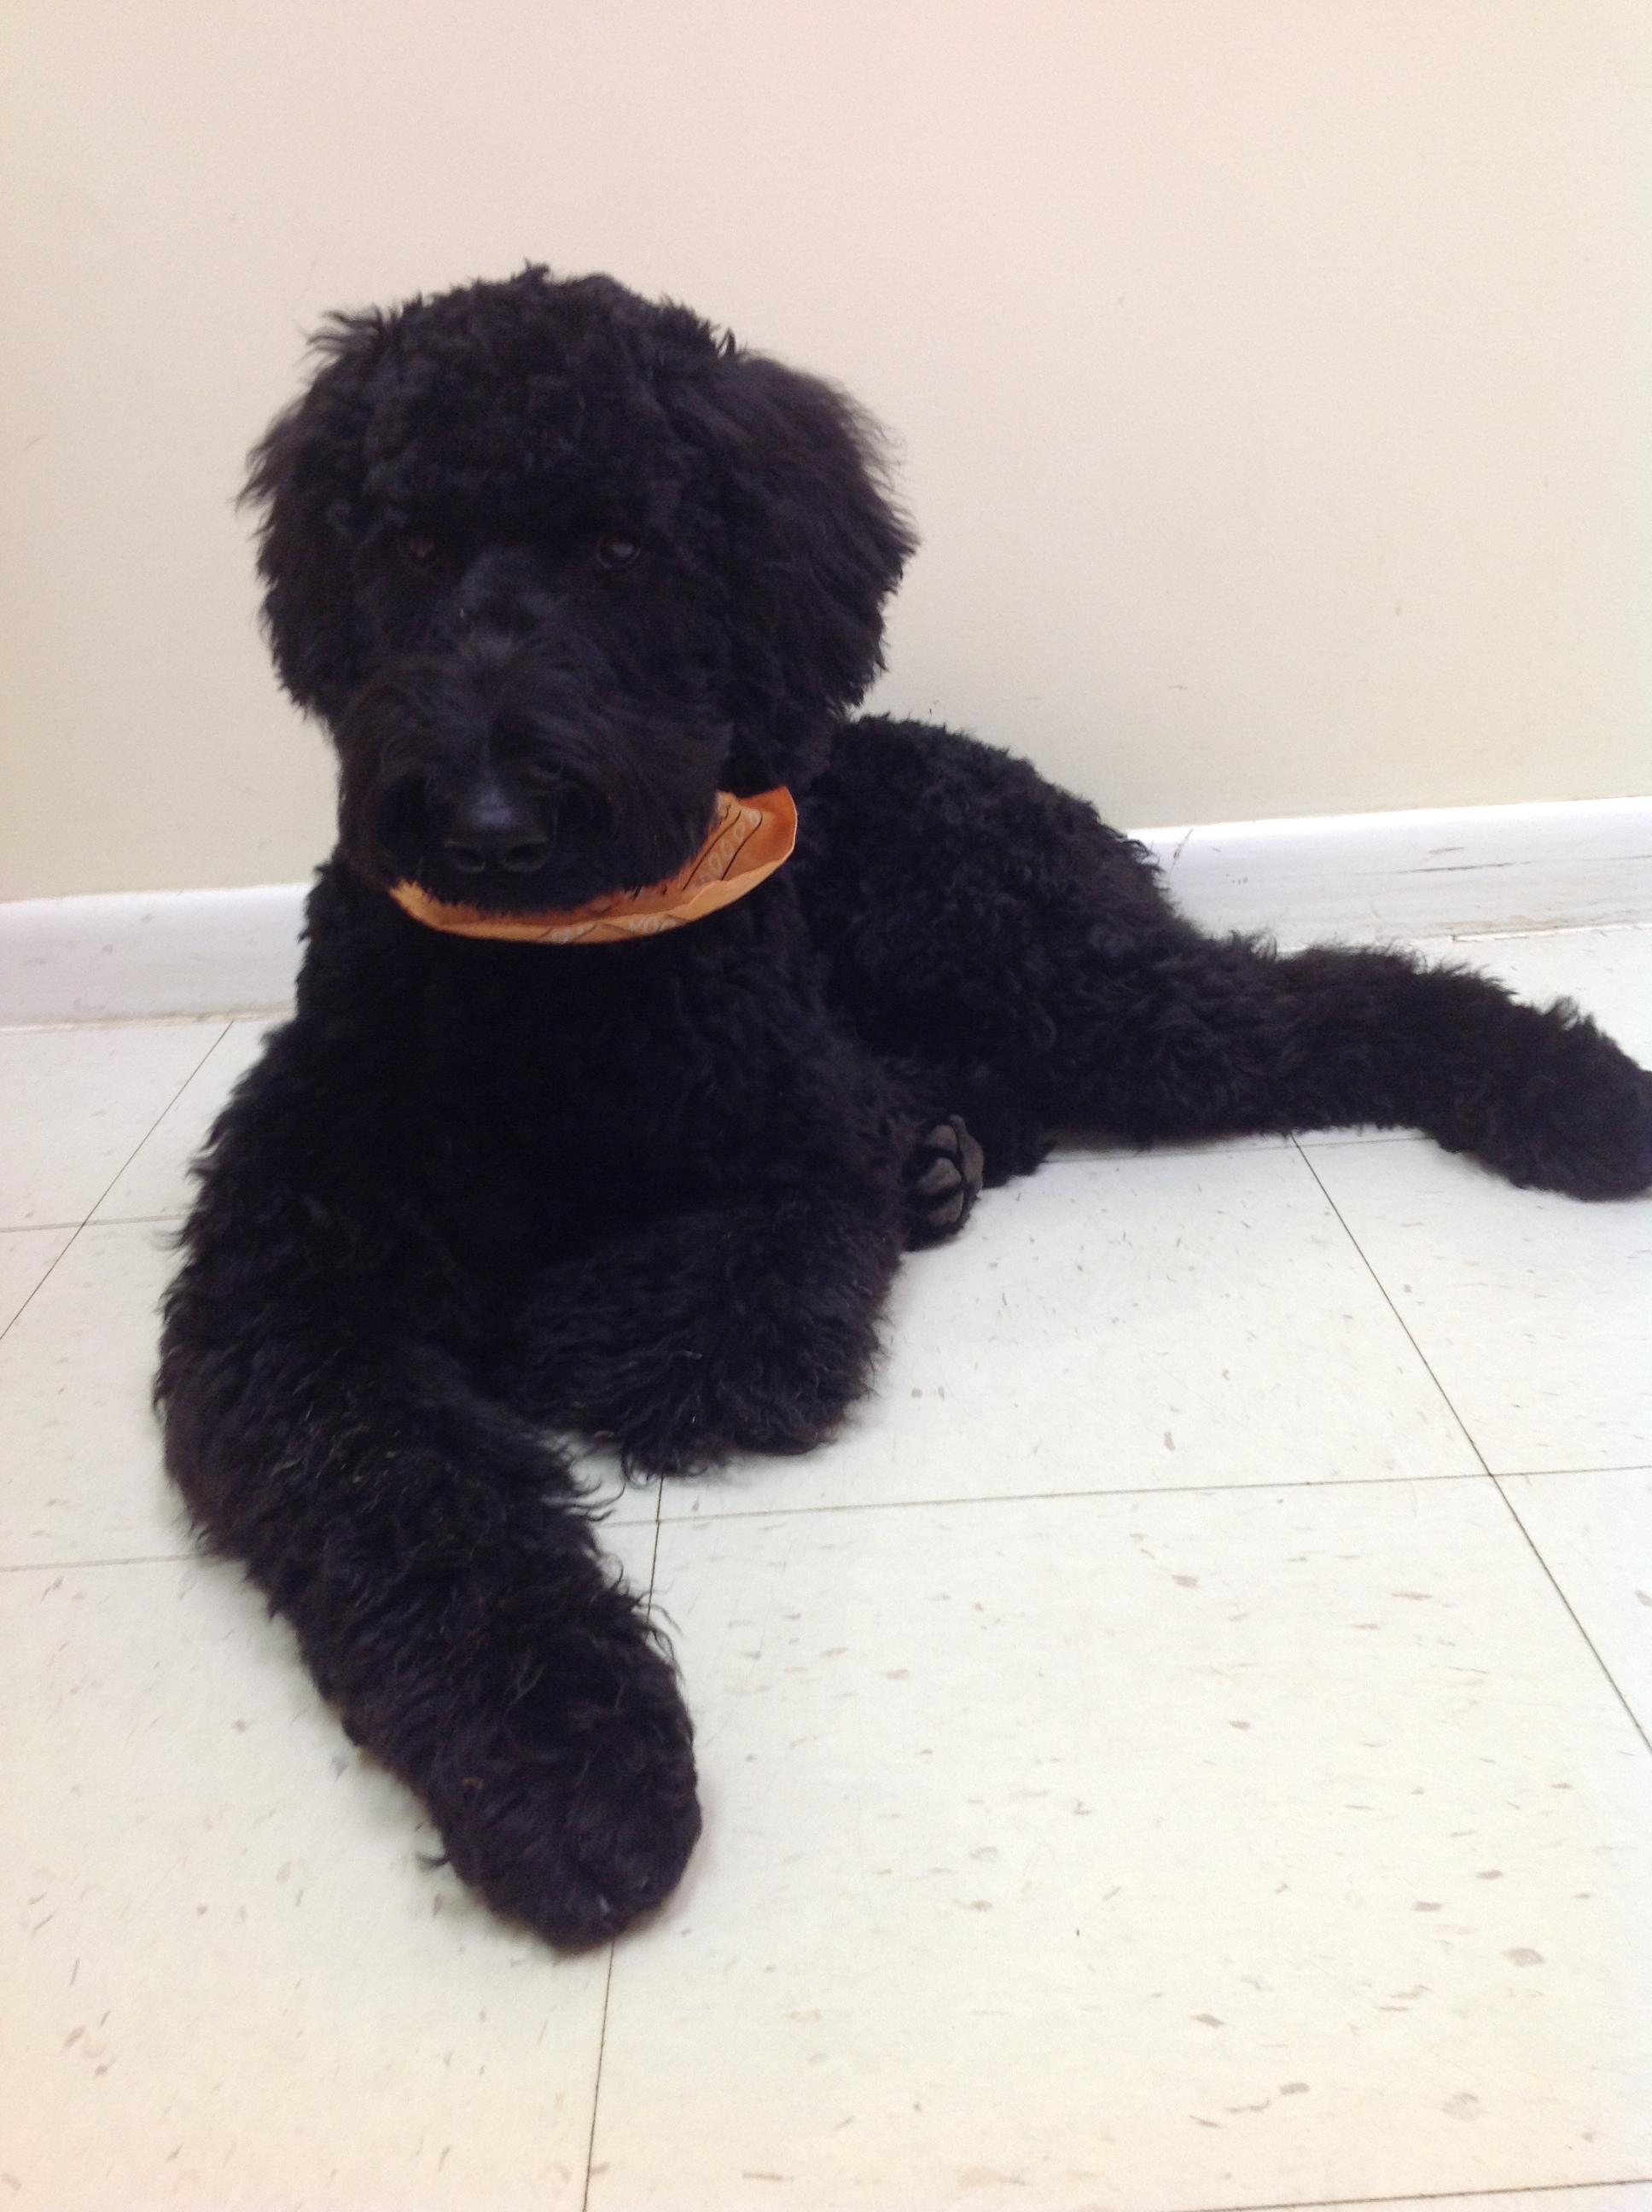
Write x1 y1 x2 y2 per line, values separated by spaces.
388 788 797 946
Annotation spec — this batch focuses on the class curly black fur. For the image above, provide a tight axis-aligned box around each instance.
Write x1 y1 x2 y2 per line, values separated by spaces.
157 267 1652 1949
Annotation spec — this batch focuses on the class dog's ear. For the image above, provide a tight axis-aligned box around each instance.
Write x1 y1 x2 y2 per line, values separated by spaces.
678 351 917 791
241 313 385 727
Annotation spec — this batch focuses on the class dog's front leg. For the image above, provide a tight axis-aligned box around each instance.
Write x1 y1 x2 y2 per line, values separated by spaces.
498 1184 908 1475
158 1047 701 1947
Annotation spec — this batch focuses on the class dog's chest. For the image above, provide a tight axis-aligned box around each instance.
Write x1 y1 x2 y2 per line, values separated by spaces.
405 929 830 1258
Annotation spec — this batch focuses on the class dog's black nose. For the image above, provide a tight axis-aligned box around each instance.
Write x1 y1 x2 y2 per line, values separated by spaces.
441 776 550 877
444 837 551 876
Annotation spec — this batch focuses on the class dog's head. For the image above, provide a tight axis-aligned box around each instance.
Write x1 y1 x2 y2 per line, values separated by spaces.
244 268 916 911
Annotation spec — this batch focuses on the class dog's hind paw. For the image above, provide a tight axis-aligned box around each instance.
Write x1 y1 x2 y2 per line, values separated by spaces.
1453 1015 1652 1201
905 1114 986 1247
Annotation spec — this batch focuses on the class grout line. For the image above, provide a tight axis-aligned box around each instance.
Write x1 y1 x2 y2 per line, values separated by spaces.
1292 1141 1493 1476
0 1212 190 1343
1040 1136 1294 1169
1492 1476 1652 1757
653 1468 1486 1527
1173 2174 1652 2212
579 1484 661 2212
0 1008 229 1344
0 1550 197 1575
1490 1463 1652 1481
0 1227 84 1349
646 1479 663 1598
68 1209 189 1228
579 1945 617 2212
1294 1132 1425 1154
0 1018 235 1350
0 1007 292 1036
1293 1143 1652 1755
82 1017 235 1225
1420 919 1652 944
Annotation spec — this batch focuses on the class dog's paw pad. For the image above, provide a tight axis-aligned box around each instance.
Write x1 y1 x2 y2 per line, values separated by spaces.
905 1114 985 1245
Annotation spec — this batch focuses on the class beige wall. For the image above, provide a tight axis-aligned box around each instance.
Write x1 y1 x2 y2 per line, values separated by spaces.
3 0 1649 899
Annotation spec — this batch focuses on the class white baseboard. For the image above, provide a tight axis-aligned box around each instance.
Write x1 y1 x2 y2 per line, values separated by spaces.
3 797 1649 1026
0 883 308 1026
1139 795 1652 946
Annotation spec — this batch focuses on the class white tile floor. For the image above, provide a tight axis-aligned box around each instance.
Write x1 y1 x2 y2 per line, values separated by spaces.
3 928 1649 2212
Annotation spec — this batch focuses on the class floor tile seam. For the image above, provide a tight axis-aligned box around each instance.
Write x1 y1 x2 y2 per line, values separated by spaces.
81 1209 189 1230
1291 1140 1495 1476
579 1943 617 2212
0 1214 93 1347
1038 1138 1293 1170
637 1485 665 1619
1176 2177 1652 2212
0 1008 292 1038
937 1123 1441 1176
1488 1463 1652 1482
1038 1128 1430 1171
579 1478 657 2211
649 1467 1489 1528
1429 918 1652 944
1294 1132 1422 1153
0 1549 196 1575
1491 1476 1652 1756
80 1018 234 1225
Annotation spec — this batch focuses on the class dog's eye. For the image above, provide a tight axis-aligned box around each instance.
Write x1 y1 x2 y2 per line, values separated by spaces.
594 533 642 573
403 533 440 567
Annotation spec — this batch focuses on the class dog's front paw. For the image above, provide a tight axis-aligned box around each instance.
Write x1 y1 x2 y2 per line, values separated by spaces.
421 1612 701 1948
905 1114 986 1246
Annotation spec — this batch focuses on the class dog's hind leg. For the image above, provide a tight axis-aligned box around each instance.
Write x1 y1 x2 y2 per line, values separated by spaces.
885 904 1652 1199
806 719 1652 1200
159 1038 701 1949
1029 931 1652 1199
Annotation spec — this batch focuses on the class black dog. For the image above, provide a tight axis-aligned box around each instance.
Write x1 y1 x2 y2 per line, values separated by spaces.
159 268 1652 1949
